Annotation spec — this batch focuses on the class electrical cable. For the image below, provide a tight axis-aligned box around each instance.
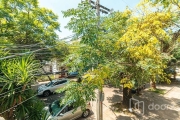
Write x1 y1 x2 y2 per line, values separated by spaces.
0 34 74 48
0 47 49 60
0 35 79 60
0 43 41 48
0 87 32 99
121 0 142 15
0 93 38 115
0 0 174 114
0 34 76 51
0 83 33 96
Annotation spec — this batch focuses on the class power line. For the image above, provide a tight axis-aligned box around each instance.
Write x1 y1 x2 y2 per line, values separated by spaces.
0 87 32 99
89 0 113 14
0 35 79 60
0 93 38 115
0 47 50 60
6 46 80 55
1 34 76 51
0 39 74 60
0 73 65 97
0 43 42 48
7 52 53 55
0 34 74 49
0 83 33 96
121 0 143 15
59 34 76 41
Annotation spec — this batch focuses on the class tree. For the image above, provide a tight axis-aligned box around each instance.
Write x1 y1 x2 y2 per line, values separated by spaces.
60 0 174 110
138 0 180 82
50 41 71 62
173 47 180 60
0 0 62 68
0 54 47 120
0 0 62 119
62 0 99 46
60 0 133 109
0 0 60 45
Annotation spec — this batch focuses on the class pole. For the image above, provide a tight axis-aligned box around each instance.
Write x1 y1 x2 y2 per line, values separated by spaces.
95 1 103 120
88 1 111 120
96 0 100 26
97 89 103 120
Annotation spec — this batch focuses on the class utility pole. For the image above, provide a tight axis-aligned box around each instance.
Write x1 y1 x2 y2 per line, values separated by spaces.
96 0 100 26
88 0 112 120
96 1 102 120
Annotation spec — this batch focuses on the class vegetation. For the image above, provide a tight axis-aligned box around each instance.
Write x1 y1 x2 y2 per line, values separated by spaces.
59 0 180 109
148 88 166 95
0 0 180 119
0 0 60 45
0 0 61 119
0 55 47 120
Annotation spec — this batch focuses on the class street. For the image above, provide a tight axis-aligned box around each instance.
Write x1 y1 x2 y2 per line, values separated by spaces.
33 81 94 120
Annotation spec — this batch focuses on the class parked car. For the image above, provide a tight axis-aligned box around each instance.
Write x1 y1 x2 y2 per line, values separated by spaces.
67 72 79 78
44 99 91 120
175 68 179 73
37 79 69 97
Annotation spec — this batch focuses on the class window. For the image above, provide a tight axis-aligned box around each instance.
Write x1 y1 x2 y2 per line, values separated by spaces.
61 106 68 114
59 80 67 84
45 81 54 87
53 82 59 86
68 105 74 111
59 104 74 115
53 80 67 86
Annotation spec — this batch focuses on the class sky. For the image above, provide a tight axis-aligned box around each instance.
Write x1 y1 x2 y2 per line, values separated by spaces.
38 0 140 39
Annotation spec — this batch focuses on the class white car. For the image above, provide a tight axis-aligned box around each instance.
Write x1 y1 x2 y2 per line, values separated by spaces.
37 79 69 97
175 68 179 73
44 100 91 120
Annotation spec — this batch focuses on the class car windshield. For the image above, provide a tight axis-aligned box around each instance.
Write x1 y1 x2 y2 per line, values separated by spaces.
49 100 64 116
45 81 54 87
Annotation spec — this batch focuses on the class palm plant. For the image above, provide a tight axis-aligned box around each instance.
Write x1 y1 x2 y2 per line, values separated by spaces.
0 54 41 120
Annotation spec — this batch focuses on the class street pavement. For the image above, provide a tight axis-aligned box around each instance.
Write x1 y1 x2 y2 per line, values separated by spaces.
33 76 180 120
0 117 5 120
33 80 124 120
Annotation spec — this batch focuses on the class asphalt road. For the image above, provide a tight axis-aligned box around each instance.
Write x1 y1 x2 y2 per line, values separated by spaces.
34 81 94 120
37 93 63 106
37 93 94 120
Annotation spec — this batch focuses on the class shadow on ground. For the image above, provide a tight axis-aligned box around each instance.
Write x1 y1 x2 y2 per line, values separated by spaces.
132 91 180 120
116 115 134 120
106 81 180 120
37 93 63 105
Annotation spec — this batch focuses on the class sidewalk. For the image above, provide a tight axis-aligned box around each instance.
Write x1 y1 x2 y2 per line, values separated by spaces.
0 117 5 120
78 86 122 120
90 87 123 120
34 79 180 120
176 76 180 81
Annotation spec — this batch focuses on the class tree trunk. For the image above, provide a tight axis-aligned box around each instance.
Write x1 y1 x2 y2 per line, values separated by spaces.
18 85 26 104
151 81 156 89
173 73 176 80
136 88 141 95
8 99 16 120
123 87 133 108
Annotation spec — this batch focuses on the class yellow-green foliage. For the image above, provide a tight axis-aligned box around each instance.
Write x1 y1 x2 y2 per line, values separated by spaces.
114 2 174 87
120 78 133 88
83 65 110 89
